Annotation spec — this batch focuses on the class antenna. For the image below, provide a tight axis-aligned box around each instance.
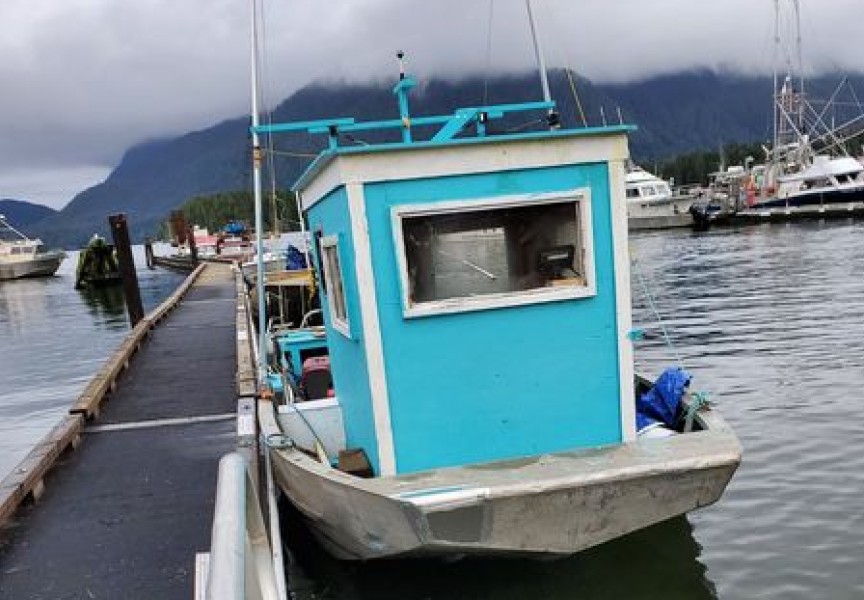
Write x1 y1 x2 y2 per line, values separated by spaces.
394 51 415 143
397 50 406 81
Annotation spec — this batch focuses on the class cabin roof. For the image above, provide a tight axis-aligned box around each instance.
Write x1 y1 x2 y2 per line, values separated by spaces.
292 125 635 195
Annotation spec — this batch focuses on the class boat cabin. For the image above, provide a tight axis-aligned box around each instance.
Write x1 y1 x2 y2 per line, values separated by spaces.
291 123 636 477
625 167 673 204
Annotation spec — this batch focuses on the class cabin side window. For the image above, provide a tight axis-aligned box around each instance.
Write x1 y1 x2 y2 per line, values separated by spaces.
320 236 350 337
393 191 595 317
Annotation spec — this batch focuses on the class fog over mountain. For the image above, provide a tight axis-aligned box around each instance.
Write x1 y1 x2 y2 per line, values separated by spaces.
21 68 863 248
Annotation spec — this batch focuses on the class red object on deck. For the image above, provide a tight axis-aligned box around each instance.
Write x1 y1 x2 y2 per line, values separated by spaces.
301 356 333 400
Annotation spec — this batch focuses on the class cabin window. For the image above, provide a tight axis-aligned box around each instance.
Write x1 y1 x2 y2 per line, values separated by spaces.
626 188 640 199
320 236 350 337
393 190 595 318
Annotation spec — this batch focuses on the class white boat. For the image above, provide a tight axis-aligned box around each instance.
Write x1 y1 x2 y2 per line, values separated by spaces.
249 57 741 558
744 2 864 211
625 167 696 230
756 154 864 209
0 215 65 281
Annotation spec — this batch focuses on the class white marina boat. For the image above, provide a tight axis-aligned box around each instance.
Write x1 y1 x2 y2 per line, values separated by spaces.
755 154 864 209
626 167 696 230
0 215 65 281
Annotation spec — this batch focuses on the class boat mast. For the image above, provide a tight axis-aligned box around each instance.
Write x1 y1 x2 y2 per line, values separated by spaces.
792 0 805 131
250 0 268 383
525 0 559 128
772 0 780 153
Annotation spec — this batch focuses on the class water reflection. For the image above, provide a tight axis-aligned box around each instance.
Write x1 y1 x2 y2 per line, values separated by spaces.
283 502 716 600
0 278 52 334
77 283 127 327
0 248 186 480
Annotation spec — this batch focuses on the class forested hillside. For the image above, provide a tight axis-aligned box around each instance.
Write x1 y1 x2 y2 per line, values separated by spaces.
27 69 864 247
0 200 58 229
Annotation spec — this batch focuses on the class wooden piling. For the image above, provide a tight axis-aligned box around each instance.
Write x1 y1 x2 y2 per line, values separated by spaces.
108 213 145 327
144 238 155 270
186 225 199 263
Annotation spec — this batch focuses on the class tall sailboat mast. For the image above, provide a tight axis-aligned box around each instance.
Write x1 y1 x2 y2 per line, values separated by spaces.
792 0 805 130
772 0 780 152
250 0 267 382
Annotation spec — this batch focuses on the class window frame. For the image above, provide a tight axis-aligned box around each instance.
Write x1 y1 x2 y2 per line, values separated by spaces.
319 235 351 338
391 189 596 319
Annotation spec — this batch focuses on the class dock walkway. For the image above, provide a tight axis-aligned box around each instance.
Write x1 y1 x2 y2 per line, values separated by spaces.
0 264 240 599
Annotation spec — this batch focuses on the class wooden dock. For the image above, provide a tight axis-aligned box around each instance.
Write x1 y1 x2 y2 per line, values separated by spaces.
0 263 248 599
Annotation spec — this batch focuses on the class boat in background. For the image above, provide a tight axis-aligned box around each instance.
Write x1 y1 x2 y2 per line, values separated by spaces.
0 215 65 281
240 231 310 284
626 166 696 230
754 152 864 209
739 3 864 213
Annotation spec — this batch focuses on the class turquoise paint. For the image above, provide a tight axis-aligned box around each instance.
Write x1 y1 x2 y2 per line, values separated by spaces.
363 164 623 473
306 188 381 473
292 126 634 192
275 332 328 378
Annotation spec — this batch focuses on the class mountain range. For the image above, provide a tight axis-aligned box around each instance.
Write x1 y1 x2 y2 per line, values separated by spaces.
24 69 864 248
0 200 58 230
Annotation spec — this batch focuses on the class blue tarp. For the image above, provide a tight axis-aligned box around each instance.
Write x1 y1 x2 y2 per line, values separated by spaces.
284 245 308 271
223 221 246 235
636 367 692 432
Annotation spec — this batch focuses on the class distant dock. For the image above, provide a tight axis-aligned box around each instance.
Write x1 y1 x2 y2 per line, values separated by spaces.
725 202 864 225
635 201 864 232
0 262 249 599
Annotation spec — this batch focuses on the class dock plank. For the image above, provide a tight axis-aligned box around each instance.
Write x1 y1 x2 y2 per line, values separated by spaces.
0 263 241 600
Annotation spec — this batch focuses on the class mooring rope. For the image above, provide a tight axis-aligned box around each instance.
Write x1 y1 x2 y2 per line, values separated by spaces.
631 254 683 367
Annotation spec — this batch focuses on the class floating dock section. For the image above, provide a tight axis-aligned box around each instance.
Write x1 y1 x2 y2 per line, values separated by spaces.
0 263 250 599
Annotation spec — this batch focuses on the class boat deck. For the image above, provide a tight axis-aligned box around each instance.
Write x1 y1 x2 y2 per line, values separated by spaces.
0 264 239 599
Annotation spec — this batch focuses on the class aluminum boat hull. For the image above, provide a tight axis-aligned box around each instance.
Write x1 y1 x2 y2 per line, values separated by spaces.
260 398 741 560
0 252 64 280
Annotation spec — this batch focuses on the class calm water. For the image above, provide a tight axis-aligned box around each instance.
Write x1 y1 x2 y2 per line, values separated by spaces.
0 245 186 481
283 220 864 599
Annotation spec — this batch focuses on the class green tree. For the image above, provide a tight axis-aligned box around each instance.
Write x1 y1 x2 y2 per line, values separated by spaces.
658 142 767 186
159 190 301 238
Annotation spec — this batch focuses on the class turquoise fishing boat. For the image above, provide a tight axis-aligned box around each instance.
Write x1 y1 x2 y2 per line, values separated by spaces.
253 56 741 559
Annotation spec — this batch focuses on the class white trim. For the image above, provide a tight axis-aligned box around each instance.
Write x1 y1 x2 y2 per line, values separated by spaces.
608 155 637 442
320 235 351 339
300 134 629 210
390 190 596 318
401 286 593 319
346 183 398 476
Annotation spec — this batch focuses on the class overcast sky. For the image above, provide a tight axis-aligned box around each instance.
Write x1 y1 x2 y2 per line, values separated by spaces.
1 0 863 210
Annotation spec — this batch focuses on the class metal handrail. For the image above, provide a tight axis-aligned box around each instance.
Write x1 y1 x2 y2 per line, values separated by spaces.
205 453 280 600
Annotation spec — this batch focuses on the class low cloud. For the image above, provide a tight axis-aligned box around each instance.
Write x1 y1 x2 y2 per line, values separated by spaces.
1 0 862 207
